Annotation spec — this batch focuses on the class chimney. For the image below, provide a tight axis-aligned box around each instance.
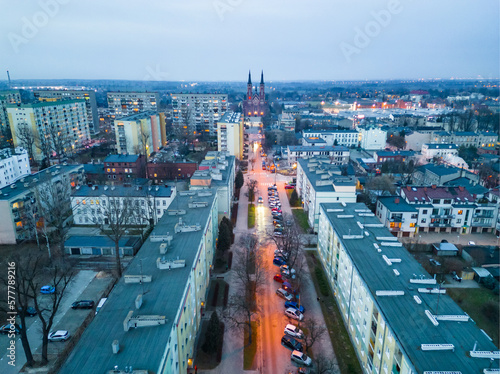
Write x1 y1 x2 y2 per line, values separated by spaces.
407 186 411 191
395 198 400 204
431 184 437 189
458 186 464 191
424 187 427 192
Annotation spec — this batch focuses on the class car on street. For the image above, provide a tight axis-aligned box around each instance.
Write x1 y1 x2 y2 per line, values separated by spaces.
273 219 283 226
284 185 294 189
48 330 70 342
281 335 303 351
71 300 95 309
285 300 305 313
468 241 476 246
282 281 297 295
284 324 304 339
40 285 55 294
273 231 284 237
0 324 20 334
272 208 282 213
285 308 304 321
280 264 296 274
274 274 285 283
273 257 287 266
429 259 441 266
18 306 37 316
291 350 312 366
258 196 264 204
276 288 295 301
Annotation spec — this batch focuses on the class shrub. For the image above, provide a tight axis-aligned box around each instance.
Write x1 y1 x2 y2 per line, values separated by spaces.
202 311 222 354
223 285 229 307
315 266 330 297
212 282 220 307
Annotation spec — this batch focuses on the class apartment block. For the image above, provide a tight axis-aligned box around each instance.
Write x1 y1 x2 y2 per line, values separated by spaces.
296 157 356 231
317 202 498 373
0 147 30 188
421 143 458 161
7 100 90 161
172 93 228 135
0 89 21 131
0 164 84 244
71 183 176 226
34 89 100 133
217 112 244 159
114 111 162 156
60 190 218 374
103 154 146 182
357 125 387 150
301 129 359 147
287 145 349 167
107 91 160 118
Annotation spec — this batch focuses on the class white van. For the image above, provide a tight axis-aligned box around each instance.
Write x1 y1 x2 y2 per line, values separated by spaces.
95 298 107 315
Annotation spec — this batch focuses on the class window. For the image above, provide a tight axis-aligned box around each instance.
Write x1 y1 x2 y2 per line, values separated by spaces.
390 222 395 228
458 210 463 215
422 210 428 214
421 218 426 223
456 219 461 224
409 223 415 227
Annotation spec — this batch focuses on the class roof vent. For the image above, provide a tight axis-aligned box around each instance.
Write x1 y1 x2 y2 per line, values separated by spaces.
421 344 454 351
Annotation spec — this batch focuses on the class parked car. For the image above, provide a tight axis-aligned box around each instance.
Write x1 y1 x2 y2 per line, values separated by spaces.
285 185 294 190
40 285 55 294
282 281 297 295
281 335 303 351
0 324 20 334
48 330 70 342
291 350 312 366
71 300 95 309
273 231 284 237
274 274 285 283
468 241 476 246
429 259 441 266
285 308 303 321
273 219 283 226
276 288 295 301
285 300 305 313
273 257 287 266
280 264 296 274
18 306 37 316
284 324 304 339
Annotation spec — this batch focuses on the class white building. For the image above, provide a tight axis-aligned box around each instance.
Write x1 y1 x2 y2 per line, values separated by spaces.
357 125 387 150
172 93 228 135
0 147 30 188
296 157 356 231
287 145 349 167
34 89 100 134
71 184 176 226
114 111 162 156
7 100 90 161
421 143 458 161
301 129 359 147
278 112 295 131
375 196 419 237
217 112 244 159
107 91 160 118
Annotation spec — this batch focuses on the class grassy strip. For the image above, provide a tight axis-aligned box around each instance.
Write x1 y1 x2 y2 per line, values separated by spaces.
243 321 258 370
306 252 362 374
248 203 255 229
292 208 310 232
447 287 499 346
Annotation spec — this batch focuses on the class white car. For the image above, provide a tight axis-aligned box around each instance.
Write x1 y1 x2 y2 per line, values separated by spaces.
276 288 294 301
285 307 303 321
280 264 296 275
468 241 476 246
48 330 70 342
284 324 304 339
291 350 312 366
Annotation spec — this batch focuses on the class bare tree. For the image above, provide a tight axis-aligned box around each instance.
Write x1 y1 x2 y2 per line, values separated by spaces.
34 127 53 166
246 179 258 203
222 234 265 345
313 354 339 374
16 122 37 166
45 123 68 162
300 317 327 354
458 110 476 132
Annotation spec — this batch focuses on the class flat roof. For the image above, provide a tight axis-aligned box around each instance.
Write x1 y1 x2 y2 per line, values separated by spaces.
114 111 158 121
378 196 418 212
6 99 85 108
320 202 498 373
423 143 458 149
104 154 141 163
288 145 349 152
64 235 141 248
298 158 355 193
303 137 327 144
219 111 242 124
59 190 217 374
194 154 234 187
72 184 173 198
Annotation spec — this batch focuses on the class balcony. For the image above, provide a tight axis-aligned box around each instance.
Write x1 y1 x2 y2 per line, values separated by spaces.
430 222 449 227
431 214 454 219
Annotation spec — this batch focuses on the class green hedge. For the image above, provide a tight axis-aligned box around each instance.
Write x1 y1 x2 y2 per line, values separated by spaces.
248 204 255 229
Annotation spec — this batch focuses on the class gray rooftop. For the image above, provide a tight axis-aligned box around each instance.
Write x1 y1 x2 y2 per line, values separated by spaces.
193 154 235 187
64 235 141 249
298 158 356 192
219 111 242 124
378 196 418 212
5 99 85 108
424 143 458 149
320 202 498 373
115 110 158 121
288 145 349 152
72 184 174 198
59 190 218 374
104 154 141 163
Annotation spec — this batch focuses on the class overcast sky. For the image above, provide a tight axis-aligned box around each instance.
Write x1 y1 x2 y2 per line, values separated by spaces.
2 0 499 81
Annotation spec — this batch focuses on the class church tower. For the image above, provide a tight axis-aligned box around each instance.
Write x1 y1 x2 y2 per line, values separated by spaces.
247 70 252 100
259 70 265 102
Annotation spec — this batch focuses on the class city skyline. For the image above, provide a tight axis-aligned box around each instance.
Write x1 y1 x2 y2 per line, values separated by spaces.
2 0 499 81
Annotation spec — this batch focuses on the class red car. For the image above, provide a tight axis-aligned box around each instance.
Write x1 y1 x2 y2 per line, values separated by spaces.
274 274 284 283
285 185 294 190
272 208 282 213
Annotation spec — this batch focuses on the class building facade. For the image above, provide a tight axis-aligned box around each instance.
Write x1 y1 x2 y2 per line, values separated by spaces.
358 125 387 150
317 202 498 374
217 112 244 159
34 89 100 133
103 154 146 182
0 90 22 134
148 161 198 182
172 93 228 135
287 145 349 167
421 143 458 161
114 111 162 156
301 129 359 148
0 147 30 188
7 100 90 161
242 71 268 118
107 91 160 118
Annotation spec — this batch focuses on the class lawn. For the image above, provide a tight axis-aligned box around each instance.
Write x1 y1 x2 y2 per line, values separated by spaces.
447 287 499 346
292 208 310 232
243 321 258 370
248 204 255 229
306 252 362 374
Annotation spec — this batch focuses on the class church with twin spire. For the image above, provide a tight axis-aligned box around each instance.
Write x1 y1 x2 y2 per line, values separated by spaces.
242 70 268 118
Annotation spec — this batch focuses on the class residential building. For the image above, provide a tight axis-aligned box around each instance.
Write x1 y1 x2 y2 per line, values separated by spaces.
217 112 244 159
287 145 349 167
413 164 479 186
59 190 218 374
190 151 235 220
107 91 160 118
0 89 21 132
278 112 295 131
373 150 415 166
33 89 99 133
301 129 359 147
375 197 419 237
114 111 162 156
317 202 498 374
0 164 84 244
7 100 90 161
172 93 228 135
103 154 146 183
64 235 142 257
148 161 198 183
296 157 356 231
242 70 268 118
71 183 176 226
421 143 458 161
357 124 387 150
0 147 30 188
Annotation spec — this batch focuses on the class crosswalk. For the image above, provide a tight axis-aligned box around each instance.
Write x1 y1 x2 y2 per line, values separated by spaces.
260 182 277 187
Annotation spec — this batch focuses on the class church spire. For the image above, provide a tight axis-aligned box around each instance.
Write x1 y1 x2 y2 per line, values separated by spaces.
260 70 264 85
248 70 252 85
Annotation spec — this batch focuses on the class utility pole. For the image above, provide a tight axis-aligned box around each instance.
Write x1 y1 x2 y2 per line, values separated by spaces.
6 70 11 89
